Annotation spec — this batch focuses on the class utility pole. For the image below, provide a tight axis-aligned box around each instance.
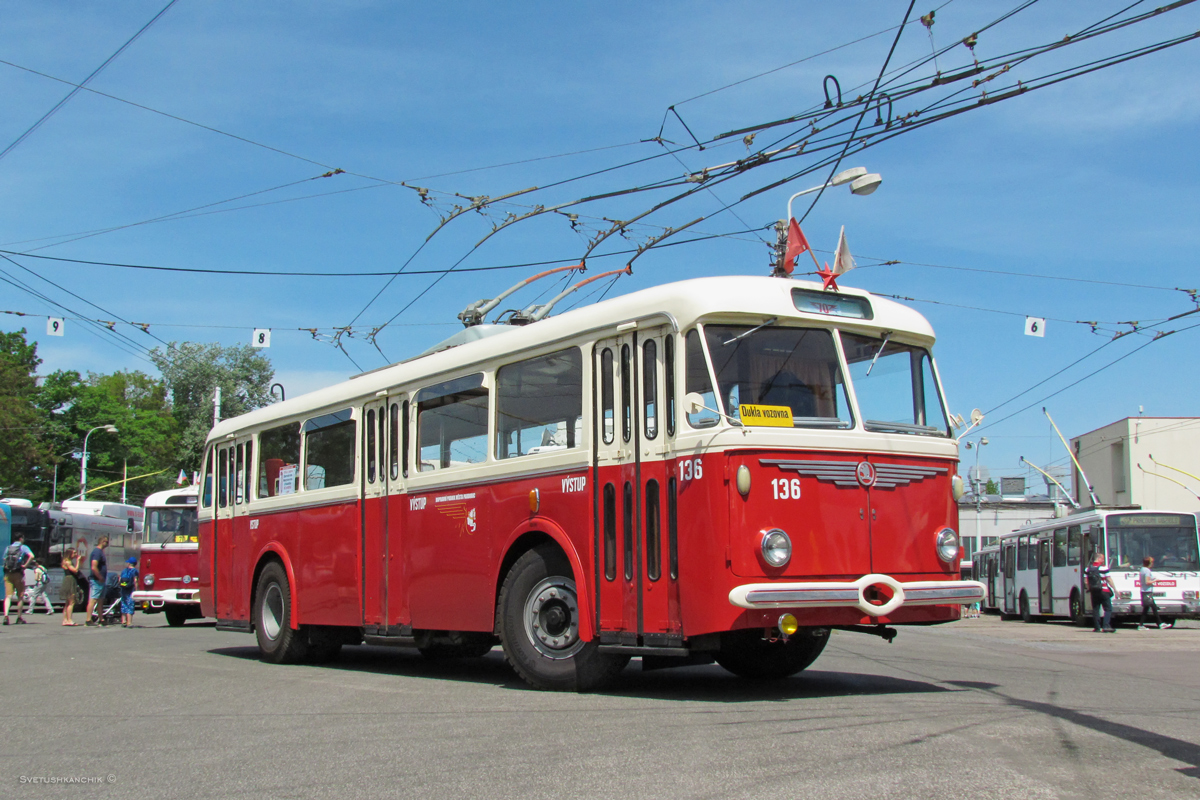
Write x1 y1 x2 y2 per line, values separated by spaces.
213 385 222 426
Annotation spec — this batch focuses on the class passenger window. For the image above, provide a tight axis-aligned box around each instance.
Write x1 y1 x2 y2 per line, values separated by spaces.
417 374 488 470
258 423 301 497
604 483 616 582
643 340 658 440
601 348 615 445
496 348 582 459
366 408 377 484
664 335 676 437
1053 529 1068 567
685 329 718 428
1067 525 1081 566
401 400 410 478
621 345 632 443
244 441 253 504
201 447 214 508
235 444 244 504
389 403 399 481
1017 537 1028 571
304 410 356 489
646 479 661 581
217 448 229 508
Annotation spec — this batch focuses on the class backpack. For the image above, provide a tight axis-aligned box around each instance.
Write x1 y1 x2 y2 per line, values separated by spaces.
118 568 137 590
1086 564 1106 592
3 544 22 574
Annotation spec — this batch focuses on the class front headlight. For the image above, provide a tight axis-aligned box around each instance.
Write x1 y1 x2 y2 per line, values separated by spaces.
935 528 959 563
761 529 792 568
951 475 965 501
144 574 155 588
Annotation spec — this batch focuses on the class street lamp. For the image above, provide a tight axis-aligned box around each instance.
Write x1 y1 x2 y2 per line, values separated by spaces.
80 425 118 501
963 437 989 559
786 166 882 222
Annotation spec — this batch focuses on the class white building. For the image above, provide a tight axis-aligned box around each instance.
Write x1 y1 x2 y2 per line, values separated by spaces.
957 495 1060 562
1070 417 1200 512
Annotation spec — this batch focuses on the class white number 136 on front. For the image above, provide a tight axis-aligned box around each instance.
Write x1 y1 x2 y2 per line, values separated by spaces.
772 478 801 500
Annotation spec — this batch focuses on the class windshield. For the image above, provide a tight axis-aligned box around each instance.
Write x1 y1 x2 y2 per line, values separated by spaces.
1105 513 1199 571
146 508 199 544
703 325 853 429
841 333 949 436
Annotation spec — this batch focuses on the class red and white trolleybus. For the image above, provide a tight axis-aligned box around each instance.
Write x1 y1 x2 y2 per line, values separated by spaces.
198 275 984 690
132 485 204 626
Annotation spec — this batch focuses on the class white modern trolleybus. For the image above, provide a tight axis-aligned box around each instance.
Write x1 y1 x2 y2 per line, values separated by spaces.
198 274 984 690
979 508 1199 624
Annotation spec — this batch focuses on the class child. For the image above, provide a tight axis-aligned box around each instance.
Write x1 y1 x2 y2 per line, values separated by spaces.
24 562 55 616
118 557 139 628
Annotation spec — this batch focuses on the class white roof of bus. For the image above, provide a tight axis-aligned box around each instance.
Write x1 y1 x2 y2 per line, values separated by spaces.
143 484 200 508
210 275 936 440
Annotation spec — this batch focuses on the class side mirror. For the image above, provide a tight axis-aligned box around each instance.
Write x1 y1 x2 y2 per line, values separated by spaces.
684 392 707 415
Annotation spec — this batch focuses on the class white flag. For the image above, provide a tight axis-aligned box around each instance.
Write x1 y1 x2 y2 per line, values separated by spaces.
833 226 856 276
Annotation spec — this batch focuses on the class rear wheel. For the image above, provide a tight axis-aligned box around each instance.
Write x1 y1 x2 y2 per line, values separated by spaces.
253 562 308 664
1069 590 1088 627
715 628 829 680
165 606 189 627
1019 591 1033 623
497 545 628 691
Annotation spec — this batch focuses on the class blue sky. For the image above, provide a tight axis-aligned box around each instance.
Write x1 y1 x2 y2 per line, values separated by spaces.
3 1 1198 491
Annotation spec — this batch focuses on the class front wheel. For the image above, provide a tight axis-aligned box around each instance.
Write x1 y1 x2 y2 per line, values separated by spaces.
715 628 829 680
497 545 628 691
253 562 308 664
1069 590 1088 627
1019 592 1033 623
165 606 189 627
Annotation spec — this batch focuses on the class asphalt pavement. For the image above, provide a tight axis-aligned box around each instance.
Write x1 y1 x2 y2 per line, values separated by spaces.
2 611 1197 799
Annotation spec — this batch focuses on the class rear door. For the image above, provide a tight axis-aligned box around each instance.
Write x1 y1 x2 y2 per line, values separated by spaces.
1038 537 1053 613
361 397 389 628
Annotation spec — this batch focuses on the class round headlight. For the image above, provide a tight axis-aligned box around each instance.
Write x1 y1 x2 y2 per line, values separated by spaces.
144 574 155 587
182 575 192 584
761 529 792 567
935 528 959 563
951 475 965 501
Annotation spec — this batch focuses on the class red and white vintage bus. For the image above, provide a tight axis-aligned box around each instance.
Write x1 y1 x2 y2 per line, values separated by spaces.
132 485 204 626
199 274 984 690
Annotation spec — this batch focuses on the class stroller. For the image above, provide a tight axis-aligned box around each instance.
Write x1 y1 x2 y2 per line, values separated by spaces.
91 574 123 626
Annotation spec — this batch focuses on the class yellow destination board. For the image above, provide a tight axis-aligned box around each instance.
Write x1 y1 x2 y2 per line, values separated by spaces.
738 404 794 427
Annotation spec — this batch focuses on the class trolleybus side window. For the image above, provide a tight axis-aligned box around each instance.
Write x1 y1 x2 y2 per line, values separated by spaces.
705 324 852 428
201 447 214 508
600 348 615 444
646 479 661 581
304 410 356 489
1067 525 1081 565
664 334 676 437
684 329 718 428
401 400 410 478
496 348 582 459
1053 528 1067 567
366 408 377 484
417 374 488 471
258 422 301 498
217 448 229 508
667 475 679 580
1017 536 1028 571
603 483 616 581
643 339 658 440
389 402 400 481
842 334 949 435
620 344 632 443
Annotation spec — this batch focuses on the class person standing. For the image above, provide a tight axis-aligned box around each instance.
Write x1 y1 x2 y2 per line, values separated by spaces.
60 548 83 626
1086 552 1116 633
85 536 110 627
1137 556 1165 630
118 557 138 628
3 533 35 624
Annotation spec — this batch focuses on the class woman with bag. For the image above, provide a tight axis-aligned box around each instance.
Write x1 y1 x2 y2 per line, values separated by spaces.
60 548 83 626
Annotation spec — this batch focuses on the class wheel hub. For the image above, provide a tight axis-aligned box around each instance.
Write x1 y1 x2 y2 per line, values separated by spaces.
524 578 583 659
262 584 283 641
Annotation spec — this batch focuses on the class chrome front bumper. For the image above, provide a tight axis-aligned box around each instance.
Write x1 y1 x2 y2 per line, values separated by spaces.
729 574 987 617
131 589 201 607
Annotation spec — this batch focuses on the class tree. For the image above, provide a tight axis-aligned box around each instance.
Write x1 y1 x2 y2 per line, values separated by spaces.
0 329 50 496
151 342 275 471
984 478 999 495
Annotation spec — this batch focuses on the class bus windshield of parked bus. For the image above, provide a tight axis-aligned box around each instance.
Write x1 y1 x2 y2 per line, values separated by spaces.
703 325 853 428
842 334 949 436
146 508 199 544
1105 513 1199 572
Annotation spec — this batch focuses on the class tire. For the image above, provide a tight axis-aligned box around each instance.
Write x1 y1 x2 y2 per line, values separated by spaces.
1019 592 1032 623
714 628 829 680
305 628 344 664
497 545 628 691
1069 590 1088 627
252 562 308 664
165 606 189 627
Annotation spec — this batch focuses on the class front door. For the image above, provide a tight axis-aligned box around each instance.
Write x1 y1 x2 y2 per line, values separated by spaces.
1038 538 1053 613
361 398 389 628
213 442 235 620
1003 543 1016 613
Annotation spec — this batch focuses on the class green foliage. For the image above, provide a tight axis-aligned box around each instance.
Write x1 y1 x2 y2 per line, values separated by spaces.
150 342 275 471
0 329 50 496
985 478 999 495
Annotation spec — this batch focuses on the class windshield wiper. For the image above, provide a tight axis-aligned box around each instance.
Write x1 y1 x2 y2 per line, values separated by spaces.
864 331 892 376
722 317 777 346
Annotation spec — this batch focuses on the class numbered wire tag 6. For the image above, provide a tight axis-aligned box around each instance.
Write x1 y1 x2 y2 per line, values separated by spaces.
1024 316 1045 338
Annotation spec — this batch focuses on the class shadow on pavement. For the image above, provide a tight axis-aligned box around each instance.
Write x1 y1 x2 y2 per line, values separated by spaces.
949 680 1200 779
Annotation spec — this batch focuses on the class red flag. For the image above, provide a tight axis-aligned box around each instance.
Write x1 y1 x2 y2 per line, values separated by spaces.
784 218 810 273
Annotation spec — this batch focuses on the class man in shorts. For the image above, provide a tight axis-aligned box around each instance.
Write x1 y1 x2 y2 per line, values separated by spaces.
3 532 35 624
85 536 110 626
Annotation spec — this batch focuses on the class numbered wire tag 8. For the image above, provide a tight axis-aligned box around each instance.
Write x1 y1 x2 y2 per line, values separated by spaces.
252 328 272 348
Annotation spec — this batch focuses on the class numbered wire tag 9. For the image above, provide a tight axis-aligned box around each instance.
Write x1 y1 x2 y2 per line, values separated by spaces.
47 317 65 336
